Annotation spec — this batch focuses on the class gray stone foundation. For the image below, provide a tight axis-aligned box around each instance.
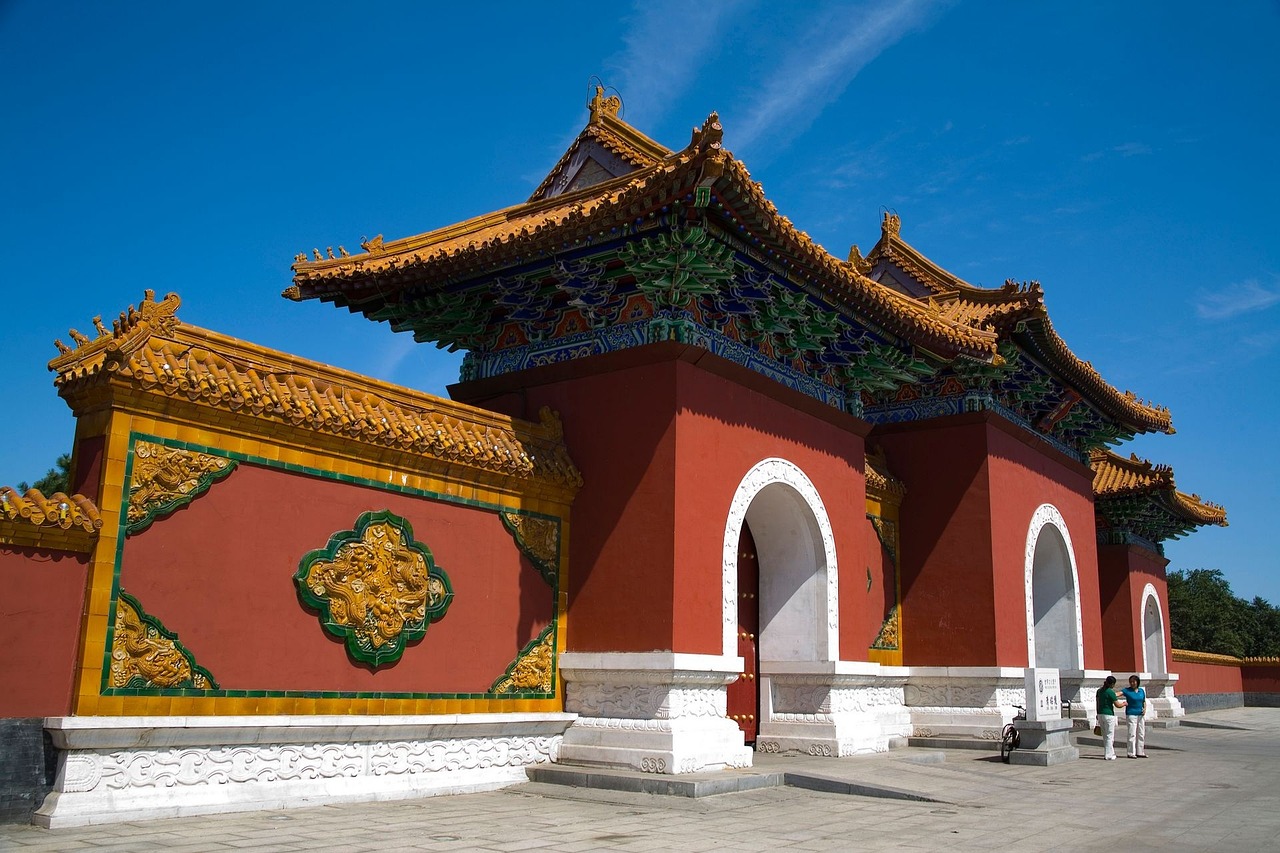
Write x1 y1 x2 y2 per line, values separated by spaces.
0 719 57 824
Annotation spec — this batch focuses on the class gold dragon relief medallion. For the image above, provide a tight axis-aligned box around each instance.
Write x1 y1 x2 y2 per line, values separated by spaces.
295 510 453 667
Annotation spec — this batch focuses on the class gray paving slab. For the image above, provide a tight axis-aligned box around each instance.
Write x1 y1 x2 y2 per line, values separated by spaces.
2 707 1279 851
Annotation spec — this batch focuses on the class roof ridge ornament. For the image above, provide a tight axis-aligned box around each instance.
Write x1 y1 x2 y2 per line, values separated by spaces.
689 112 723 152
588 85 622 122
881 212 902 238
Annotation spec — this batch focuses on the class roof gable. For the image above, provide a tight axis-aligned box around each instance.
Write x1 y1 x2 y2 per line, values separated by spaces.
528 87 671 203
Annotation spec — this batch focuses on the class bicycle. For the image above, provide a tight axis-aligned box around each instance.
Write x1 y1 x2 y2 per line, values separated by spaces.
1000 705 1025 763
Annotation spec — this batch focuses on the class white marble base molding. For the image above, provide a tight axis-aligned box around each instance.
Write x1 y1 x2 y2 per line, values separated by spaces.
1144 673 1186 722
558 652 753 774
904 667 1031 740
35 713 574 828
756 661 910 756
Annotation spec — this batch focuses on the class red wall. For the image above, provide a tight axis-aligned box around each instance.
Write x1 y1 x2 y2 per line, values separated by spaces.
985 426 1100 666
0 545 88 716
1098 544 1170 672
1174 660 1244 695
464 356 681 653
456 345 873 658
1243 665 1280 695
121 464 550 693
671 360 869 657
875 413 1097 667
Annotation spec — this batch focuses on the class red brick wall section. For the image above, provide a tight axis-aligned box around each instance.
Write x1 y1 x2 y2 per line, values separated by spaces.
0 546 89 716
120 464 550 694
875 414 1098 668
491 358 681 653
1242 665 1280 695
1174 659 1245 695
985 425 1099 667
671 360 868 657
874 420 995 666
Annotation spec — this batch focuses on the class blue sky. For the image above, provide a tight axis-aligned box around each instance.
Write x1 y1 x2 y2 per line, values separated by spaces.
3 2 1277 603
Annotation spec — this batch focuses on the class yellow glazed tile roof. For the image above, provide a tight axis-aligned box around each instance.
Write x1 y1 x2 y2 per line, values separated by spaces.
288 113 1001 363
49 291 582 495
864 445 906 501
870 214 1173 434
0 487 101 534
1090 448 1227 527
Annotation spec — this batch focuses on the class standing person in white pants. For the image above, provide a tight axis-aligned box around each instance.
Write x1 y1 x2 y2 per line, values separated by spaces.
1121 674 1148 758
1095 675 1125 760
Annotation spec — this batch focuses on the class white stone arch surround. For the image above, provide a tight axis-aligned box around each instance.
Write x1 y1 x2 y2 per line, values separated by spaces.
1141 582 1168 675
1024 503 1085 670
722 458 838 662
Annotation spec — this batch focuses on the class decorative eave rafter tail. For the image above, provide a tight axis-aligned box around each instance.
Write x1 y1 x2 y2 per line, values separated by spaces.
50 293 583 498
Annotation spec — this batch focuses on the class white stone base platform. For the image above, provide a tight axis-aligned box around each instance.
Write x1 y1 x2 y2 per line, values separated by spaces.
756 661 910 757
34 713 574 828
559 652 753 774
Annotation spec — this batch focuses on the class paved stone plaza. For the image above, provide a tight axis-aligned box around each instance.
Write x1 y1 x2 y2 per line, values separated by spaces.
3 708 1277 852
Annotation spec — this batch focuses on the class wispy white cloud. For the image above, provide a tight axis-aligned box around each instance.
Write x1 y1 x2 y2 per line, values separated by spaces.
1113 141 1152 157
605 0 748 125
1196 278 1280 320
1083 141 1153 162
729 0 951 155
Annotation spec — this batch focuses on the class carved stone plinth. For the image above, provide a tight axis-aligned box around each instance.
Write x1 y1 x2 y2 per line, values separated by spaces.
755 661 909 757
558 652 752 774
35 714 573 827
904 666 1029 742
1144 673 1184 727
1008 717 1079 766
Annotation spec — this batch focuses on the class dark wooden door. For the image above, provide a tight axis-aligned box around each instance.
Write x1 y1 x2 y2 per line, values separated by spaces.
726 523 760 742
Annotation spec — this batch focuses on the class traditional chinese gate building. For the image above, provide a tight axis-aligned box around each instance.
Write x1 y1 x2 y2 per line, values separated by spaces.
0 90 1226 825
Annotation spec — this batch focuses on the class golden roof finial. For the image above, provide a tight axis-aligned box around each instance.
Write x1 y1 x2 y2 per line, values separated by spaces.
882 212 902 238
588 85 622 122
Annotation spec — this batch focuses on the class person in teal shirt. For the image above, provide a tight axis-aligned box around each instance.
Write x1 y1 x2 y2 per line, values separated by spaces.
1095 675 1124 760
1121 675 1148 758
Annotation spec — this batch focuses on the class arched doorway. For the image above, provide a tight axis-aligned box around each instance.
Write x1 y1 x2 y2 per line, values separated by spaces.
722 458 837 740
1024 504 1084 670
1141 583 1167 675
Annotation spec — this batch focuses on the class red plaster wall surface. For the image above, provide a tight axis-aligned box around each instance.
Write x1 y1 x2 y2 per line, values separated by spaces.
476 358 681 653
455 347 871 658
874 420 996 666
0 546 88 716
1098 545 1170 672
985 426 1100 667
875 415 1099 668
119 464 551 694
1174 660 1244 695
1243 666 1280 695
671 360 868 657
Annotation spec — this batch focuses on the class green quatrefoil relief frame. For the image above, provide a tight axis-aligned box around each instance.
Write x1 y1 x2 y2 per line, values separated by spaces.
295 509 453 667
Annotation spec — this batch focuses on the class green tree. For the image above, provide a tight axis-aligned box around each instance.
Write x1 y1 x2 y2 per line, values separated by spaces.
17 453 72 495
1167 568 1280 658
